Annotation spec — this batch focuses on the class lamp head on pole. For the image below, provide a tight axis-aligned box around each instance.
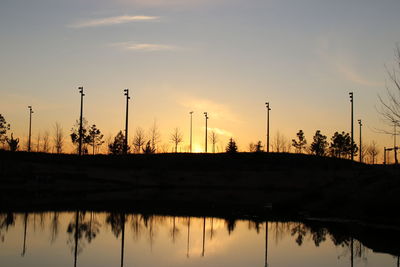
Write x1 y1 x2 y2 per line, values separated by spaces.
265 102 271 110
28 106 33 113
349 92 353 102
190 111 193 115
78 86 85 96
358 119 362 126
124 89 130 99
204 112 208 119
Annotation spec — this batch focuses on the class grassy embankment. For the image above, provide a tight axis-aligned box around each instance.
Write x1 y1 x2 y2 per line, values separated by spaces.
0 150 399 225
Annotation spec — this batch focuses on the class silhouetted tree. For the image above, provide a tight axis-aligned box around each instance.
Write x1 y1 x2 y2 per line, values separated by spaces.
0 114 10 148
70 118 91 154
226 138 238 153
310 130 328 156
53 122 64 154
35 132 41 152
330 131 358 159
143 141 155 154
149 120 161 153
109 131 128 155
170 127 183 153
209 131 218 153
0 213 15 242
249 141 263 152
273 131 291 152
87 124 104 155
133 127 146 153
292 130 307 153
367 141 380 164
378 45 400 127
7 133 19 151
42 131 50 153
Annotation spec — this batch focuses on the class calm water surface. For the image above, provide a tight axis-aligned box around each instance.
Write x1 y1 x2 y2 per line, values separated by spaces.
0 212 398 267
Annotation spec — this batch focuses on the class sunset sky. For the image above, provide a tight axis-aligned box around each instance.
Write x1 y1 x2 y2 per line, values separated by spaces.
1 0 399 155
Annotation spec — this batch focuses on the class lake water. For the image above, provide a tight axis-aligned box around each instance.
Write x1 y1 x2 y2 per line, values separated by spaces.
0 212 398 267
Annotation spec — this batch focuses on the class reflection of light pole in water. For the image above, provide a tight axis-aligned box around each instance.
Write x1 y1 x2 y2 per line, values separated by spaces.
358 119 362 163
265 221 268 267
265 102 271 153
186 217 191 258
21 213 28 257
189 111 194 153
350 237 354 267
120 214 126 267
74 211 79 267
27 106 33 152
202 217 206 257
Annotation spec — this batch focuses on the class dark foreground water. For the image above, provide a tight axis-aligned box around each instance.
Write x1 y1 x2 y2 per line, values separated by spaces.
0 212 398 267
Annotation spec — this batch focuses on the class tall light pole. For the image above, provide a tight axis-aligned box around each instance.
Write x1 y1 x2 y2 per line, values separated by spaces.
189 111 194 153
349 92 354 161
265 102 271 153
358 119 362 163
204 112 209 153
124 89 130 155
27 106 33 152
78 87 84 156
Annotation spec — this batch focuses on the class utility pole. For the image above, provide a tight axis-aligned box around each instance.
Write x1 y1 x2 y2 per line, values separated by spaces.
28 106 33 152
358 119 362 163
349 92 354 161
204 112 209 153
78 87 84 156
190 111 194 153
124 89 130 154
265 102 271 153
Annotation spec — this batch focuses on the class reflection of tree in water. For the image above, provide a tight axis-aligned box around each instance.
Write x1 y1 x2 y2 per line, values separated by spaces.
225 218 237 235
50 212 60 243
130 214 143 241
106 213 126 238
288 222 368 263
169 217 180 243
0 213 15 242
67 211 100 255
141 215 164 250
208 218 216 240
248 220 262 234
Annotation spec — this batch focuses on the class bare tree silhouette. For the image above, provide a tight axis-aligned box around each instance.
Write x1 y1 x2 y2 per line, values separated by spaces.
149 120 161 153
42 131 50 153
133 127 146 153
35 132 41 152
53 122 64 154
367 141 380 164
170 127 183 153
209 131 218 153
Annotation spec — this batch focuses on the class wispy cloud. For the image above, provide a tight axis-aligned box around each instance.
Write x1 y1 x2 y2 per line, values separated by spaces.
111 42 177 52
178 97 241 123
208 127 233 137
316 35 384 87
69 15 158 28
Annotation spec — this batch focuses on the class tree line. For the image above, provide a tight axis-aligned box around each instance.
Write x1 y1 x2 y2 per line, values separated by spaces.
0 112 380 163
